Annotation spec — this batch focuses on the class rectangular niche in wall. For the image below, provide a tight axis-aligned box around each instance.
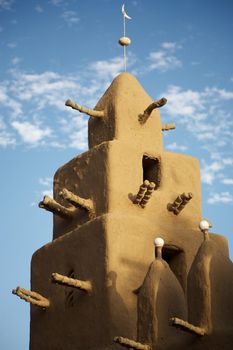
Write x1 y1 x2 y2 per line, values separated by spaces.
142 155 161 189
162 245 187 293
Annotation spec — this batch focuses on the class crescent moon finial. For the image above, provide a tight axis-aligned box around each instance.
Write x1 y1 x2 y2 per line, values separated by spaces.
122 4 132 20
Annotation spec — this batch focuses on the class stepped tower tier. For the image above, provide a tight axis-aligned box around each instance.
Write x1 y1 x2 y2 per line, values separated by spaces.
88 73 164 149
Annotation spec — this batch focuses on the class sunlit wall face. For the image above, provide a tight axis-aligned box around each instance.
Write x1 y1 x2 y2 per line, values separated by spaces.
1 1 233 349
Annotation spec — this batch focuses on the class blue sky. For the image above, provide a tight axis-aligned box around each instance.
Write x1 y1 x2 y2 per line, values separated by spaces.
1 0 233 349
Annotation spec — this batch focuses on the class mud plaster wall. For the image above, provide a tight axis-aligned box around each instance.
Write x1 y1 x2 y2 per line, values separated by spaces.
30 73 233 350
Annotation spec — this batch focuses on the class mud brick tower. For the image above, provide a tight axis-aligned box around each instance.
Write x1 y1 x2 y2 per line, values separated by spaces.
13 72 233 350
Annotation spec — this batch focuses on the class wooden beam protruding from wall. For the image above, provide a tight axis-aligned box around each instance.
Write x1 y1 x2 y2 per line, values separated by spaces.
170 317 205 336
65 99 105 118
12 287 50 308
51 272 92 294
167 192 193 215
134 181 155 208
162 123 176 131
114 336 151 350
138 97 167 124
59 188 94 217
39 195 75 219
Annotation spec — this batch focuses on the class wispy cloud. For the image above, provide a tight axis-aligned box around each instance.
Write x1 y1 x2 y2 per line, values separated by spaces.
50 0 65 6
89 54 136 82
35 4 43 13
208 192 233 205
222 178 233 185
30 177 53 206
163 85 233 143
0 131 15 146
0 83 22 117
0 0 14 10
162 84 233 198
201 161 224 185
0 116 15 146
11 56 22 65
166 142 188 152
147 42 182 72
7 42 17 49
0 56 127 149
39 177 53 198
61 10 79 26
89 57 125 81
39 177 52 187
12 121 52 145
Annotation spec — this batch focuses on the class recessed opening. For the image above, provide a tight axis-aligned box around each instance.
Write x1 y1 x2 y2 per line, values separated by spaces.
143 155 161 188
162 245 187 292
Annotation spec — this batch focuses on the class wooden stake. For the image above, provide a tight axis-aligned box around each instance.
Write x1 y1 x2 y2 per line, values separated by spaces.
59 188 94 217
114 336 151 350
12 286 50 308
167 192 193 215
65 99 104 118
170 317 205 336
39 195 75 219
162 123 176 131
138 98 167 124
134 180 150 205
140 182 156 208
51 272 92 294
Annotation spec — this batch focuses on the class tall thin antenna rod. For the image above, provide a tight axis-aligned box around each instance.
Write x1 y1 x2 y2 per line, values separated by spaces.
118 4 132 72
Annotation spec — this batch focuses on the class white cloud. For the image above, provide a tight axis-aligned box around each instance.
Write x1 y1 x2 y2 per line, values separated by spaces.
9 70 81 112
222 158 233 165
39 177 53 187
61 10 79 26
201 161 223 185
161 42 182 51
35 4 43 13
7 42 17 48
69 128 88 150
89 56 125 81
205 87 233 100
163 85 204 118
38 177 53 199
11 56 22 65
147 42 182 72
0 131 15 146
0 85 8 102
222 178 233 185
163 85 233 145
12 121 52 144
0 60 118 148
0 84 22 117
42 189 53 197
208 192 233 205
166 142 187 152
0 117 5 129
0 0 14 10
50 0 64 6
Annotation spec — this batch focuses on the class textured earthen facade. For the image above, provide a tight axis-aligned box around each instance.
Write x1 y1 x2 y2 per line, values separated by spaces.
13 73 233 349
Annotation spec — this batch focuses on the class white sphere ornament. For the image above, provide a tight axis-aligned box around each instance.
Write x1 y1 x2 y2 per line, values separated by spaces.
118 36 131 46
199 219 210 231
154 237 164 247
